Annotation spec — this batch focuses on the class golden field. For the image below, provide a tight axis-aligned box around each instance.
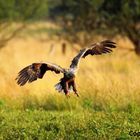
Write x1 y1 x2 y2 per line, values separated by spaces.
0 27 140 111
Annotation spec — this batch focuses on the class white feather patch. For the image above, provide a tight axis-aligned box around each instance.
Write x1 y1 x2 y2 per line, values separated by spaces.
54 82 73 93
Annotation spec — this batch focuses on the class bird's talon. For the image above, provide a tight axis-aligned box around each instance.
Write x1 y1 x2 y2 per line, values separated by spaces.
75 93 79 97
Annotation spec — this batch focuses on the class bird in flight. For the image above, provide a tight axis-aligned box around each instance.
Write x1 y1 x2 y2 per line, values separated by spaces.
16 40 116 97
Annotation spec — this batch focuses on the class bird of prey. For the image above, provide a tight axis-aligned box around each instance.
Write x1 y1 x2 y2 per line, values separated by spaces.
16 40 116 97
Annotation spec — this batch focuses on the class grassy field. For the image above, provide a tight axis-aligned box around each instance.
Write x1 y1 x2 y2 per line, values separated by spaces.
0 110 140 140
0 25 140 139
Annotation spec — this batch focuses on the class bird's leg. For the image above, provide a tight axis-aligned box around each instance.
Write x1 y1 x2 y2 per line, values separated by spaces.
64 79 74 98
72 79 79 97
64 81 70 98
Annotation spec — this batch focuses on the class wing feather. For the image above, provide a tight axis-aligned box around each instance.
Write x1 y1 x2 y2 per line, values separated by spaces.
70 40 117 71
16 62 65 86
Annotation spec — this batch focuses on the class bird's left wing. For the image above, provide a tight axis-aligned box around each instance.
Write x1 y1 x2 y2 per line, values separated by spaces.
15 62 65 86
69 40 117 72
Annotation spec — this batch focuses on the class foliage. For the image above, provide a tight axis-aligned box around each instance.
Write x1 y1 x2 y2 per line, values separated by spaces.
48 0 140 54
0 0 48 49
0 0 48 21
0 0 140 54
48 0 104 46
100 0 140 54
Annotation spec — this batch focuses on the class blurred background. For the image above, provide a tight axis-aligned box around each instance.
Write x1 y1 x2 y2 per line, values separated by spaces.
0 0 140 110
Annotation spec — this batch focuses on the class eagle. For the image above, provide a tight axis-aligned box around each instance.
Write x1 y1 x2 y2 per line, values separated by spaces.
16 40 116 97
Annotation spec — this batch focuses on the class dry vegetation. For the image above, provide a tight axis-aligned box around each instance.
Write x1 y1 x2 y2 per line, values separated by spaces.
0 32 139 110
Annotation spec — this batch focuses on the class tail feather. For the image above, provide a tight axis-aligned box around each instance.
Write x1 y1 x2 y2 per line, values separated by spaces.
54 82 73 93
55 82 63 92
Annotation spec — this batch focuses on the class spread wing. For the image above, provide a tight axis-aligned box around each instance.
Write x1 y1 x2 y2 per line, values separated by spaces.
15 62 65 86
70 40 116 71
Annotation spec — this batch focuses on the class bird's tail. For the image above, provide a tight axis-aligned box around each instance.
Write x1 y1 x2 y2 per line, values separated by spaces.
55 79 73 93
55 82 63 93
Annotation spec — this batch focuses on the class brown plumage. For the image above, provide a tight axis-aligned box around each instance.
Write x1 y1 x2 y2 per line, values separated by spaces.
16 40 117 97
16 63 65 86
70 40 116 70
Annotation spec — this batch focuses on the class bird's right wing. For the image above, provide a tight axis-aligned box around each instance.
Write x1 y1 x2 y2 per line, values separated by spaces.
69 40 116 72
15 62 65 86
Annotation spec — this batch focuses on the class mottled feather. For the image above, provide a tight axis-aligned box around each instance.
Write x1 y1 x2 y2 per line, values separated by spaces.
15 62 64 86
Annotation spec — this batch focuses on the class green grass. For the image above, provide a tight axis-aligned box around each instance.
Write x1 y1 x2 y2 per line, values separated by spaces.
0 100 140 140
0 86 140 139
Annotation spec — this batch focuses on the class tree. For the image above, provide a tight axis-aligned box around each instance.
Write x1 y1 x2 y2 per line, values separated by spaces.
48 0 140 55
48 0 103 46
0 0 48 49
100 0 140 55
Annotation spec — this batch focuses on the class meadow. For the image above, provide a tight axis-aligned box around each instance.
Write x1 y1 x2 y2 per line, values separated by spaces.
0 24 140 139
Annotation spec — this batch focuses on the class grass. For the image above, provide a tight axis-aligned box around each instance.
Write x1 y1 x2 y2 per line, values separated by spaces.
0 109 140 140
0 23 140 139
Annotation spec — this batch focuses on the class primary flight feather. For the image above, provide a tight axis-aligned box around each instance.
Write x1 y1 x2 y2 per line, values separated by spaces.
16 40 117 97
